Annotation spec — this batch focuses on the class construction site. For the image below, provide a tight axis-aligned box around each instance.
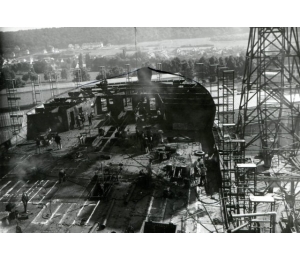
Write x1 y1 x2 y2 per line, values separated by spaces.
0 27 300 233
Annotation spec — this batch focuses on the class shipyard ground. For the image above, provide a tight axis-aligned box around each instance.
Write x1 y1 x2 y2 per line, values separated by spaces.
0 116 223 233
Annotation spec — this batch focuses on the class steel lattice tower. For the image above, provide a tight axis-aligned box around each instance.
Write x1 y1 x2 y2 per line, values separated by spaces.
237 27 300 169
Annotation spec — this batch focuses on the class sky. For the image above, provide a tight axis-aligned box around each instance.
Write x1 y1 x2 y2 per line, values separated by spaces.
0 27 51 32
1 0 298 32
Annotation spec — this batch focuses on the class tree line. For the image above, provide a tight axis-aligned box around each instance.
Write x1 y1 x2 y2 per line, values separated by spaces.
0 53 245 89
92 55 246 82
0 27 248 53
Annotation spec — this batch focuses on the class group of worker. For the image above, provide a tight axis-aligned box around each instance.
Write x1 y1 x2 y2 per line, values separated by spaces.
76 112 93 129
134 99 163 124
4 192 29 232
136 127 154 153
35 132 62 153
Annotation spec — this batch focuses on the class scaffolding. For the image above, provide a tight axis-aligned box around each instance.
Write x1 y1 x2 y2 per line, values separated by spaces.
73 68 82 88
209 64 218 95
6 79 23 144
125 64 131 82
234 163 257 214
196 63 204 83
100 66 106 80
221 138 246 213
218 70 235 124
209 65 234 125
237 27 300 165
49 73 58 98
156 63 162 81
235 27 300 232
213 66 254 230
248 195 276 233
32 75 43 105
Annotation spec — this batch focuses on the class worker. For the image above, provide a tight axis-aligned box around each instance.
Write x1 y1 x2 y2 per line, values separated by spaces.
35 137 41 154
98 128 105 137
157 108 161 117
88 113 92 126
193 158 201 175
21 192 29 213
77 134 83 145
8 208 19 221
16 224 22 233
59 169 66 183
204 153 212 167
55 133 62 150
80 113 85 124
158 130 164 143
199 165 207 187
147 130 153 151
140 132 145 152
144 137 149 153
76 116 81 129
204 153 208 163
146 159 153 175
157 108 162 122
91 172 99 183
135 126 139 141
47 131 53 145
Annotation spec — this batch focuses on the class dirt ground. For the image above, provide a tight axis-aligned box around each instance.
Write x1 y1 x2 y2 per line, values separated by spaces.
0 117 224 233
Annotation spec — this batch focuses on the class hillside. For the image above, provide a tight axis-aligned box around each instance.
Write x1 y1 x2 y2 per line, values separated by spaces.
0 27 248 53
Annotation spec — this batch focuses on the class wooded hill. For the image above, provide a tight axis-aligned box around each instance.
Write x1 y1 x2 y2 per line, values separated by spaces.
0 27 248 53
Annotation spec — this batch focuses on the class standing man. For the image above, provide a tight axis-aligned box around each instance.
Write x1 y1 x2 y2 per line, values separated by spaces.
88 113 92 126
144 137 149 154
147 130 153 151
77 134 84 145
55 133 62 150
140 132 145 152
146 159 153 176
193 158 201 175
36 137 41 154
135 126 140 141
76 115 81 129
157 108 162 122
59 169 66 184
80 113 85 124
199 165 207 187
21 192 29 213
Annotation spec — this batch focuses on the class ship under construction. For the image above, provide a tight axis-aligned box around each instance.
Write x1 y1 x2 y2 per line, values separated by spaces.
0 27 300 233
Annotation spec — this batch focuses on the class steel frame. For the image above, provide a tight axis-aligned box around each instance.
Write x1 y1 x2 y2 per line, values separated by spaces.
217 69 235 125
32 75 42 105
235 27 300 232
5 79 22 144
73 68 82 88
49 72 58 98
209 64 218 95
237 27 300 166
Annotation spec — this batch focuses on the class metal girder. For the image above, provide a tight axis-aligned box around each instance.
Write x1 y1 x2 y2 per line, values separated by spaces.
5 79 22 144
251 176 300 182
237 27 300 162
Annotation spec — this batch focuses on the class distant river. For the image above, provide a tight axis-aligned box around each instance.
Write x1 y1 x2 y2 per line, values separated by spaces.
0 81 80 108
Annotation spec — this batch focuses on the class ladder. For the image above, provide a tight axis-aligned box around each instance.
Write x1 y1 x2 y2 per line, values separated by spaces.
32 75 43 104
6 79 23 139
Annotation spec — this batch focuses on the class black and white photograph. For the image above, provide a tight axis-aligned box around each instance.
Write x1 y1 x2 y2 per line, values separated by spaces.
0 2 300 257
